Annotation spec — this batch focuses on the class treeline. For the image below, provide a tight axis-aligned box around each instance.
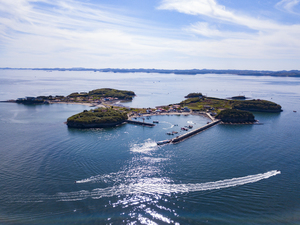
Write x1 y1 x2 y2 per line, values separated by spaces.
180 93 282 113
3 68 300 77
184 93 203 98
216 109 255 123
68 88 135 100
232 100 282 112
67 108 128 127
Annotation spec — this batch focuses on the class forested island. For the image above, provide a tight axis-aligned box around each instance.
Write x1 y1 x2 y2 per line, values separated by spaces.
10 89 283 127
67 108 128 128
216 109 255 123
179 92 282 123
180 93 282 113
13 88 135 105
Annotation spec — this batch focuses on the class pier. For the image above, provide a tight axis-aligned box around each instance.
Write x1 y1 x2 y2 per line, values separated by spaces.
126 120 155 127
171 119 221 143
157 113 221 145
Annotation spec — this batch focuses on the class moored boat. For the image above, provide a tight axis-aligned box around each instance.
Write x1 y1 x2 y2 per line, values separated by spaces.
157 139 171 145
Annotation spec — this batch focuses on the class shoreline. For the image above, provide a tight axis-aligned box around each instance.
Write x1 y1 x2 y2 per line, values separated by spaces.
128 111 212 121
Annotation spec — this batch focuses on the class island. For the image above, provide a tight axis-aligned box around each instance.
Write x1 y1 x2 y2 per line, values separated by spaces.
230 95 246 100
12 88 135 105
8 89 283 127
67 108 128 128
179 95 282 113
215 109 255 123
184 92 203 98
232 100 282 112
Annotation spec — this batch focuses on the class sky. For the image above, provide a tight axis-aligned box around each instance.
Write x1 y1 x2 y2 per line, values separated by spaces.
0 0 300 70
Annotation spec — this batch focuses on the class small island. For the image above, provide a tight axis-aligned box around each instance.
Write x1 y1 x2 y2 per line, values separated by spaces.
67 108 128 128
179 94 282 113
13 88 135 105
216 109 256 123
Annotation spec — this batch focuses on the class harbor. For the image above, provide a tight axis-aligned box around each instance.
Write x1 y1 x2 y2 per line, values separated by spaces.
171 119 221 143
156 113 221 145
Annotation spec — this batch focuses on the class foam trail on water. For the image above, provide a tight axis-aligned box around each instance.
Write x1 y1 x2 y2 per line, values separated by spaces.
129 139 158 153
62 171 280 201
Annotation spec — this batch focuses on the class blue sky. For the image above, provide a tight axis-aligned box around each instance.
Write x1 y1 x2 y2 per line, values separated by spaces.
0 0 300 70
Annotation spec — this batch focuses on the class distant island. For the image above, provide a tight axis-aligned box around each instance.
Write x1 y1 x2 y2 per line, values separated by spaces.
1 67 300 77
12 88 135 105
8 89 283 127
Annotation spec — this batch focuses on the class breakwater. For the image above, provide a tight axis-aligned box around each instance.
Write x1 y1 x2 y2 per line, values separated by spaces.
171 119 221 143
126 120 155 127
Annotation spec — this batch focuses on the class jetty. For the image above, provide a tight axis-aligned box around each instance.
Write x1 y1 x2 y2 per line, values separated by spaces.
126 120 155 127
157 113 221 145
171 119 220 143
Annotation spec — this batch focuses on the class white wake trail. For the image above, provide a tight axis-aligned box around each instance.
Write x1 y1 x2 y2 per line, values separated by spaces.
59 170 281 201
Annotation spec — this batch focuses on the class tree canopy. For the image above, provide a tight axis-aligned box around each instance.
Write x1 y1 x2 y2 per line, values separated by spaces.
67 108 128 128
216 109 255 123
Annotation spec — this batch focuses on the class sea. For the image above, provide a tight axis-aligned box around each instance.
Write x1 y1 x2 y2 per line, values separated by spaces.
0 70 300 225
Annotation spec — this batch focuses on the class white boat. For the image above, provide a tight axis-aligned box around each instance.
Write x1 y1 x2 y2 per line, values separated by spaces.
157 140 171 145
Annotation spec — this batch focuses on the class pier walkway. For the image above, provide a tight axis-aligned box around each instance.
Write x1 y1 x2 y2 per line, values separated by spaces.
171 119 220 143
157 113 221 145
126 120 155 127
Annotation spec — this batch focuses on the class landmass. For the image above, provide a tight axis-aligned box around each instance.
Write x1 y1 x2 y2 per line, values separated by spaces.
179 95 282 113
7 89 283 127
67 108 128 128
215 109 255 123
12 88 135 105
1 67 300 77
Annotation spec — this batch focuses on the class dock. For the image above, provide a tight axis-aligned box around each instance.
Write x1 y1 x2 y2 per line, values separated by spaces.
157 113 221 145
171 119 221 143
126 120 155 127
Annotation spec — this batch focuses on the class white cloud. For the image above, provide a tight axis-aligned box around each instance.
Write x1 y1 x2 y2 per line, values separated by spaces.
158 0 286 31
157 0 300 59
0 0 172 67
0 0 300 69
276 0 300 14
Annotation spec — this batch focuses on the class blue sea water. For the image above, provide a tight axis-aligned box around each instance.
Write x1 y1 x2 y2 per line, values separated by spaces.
0 70 300 224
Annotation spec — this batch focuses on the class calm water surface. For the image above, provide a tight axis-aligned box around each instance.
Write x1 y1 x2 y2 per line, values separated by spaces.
0 70 300 224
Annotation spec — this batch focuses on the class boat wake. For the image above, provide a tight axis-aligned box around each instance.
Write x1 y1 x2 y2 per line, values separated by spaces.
129 138 158 153
62 170 280 201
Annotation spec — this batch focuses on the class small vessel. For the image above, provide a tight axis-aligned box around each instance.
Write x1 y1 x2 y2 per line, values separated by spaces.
153 120 159 123
157 140 171 145
172 131 178 134
293 110 297 113
181 127 188 131
174 124 178 126
188 125 193 128
166 132 173 135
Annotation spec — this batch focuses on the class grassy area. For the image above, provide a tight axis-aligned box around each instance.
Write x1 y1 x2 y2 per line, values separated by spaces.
68 88 135 100
180 96 282 113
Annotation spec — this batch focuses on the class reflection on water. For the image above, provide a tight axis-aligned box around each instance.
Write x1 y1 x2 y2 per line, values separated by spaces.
1 71 300 224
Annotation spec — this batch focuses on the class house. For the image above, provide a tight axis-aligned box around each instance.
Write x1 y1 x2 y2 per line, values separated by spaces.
183 107 190 112
25 97 36 101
